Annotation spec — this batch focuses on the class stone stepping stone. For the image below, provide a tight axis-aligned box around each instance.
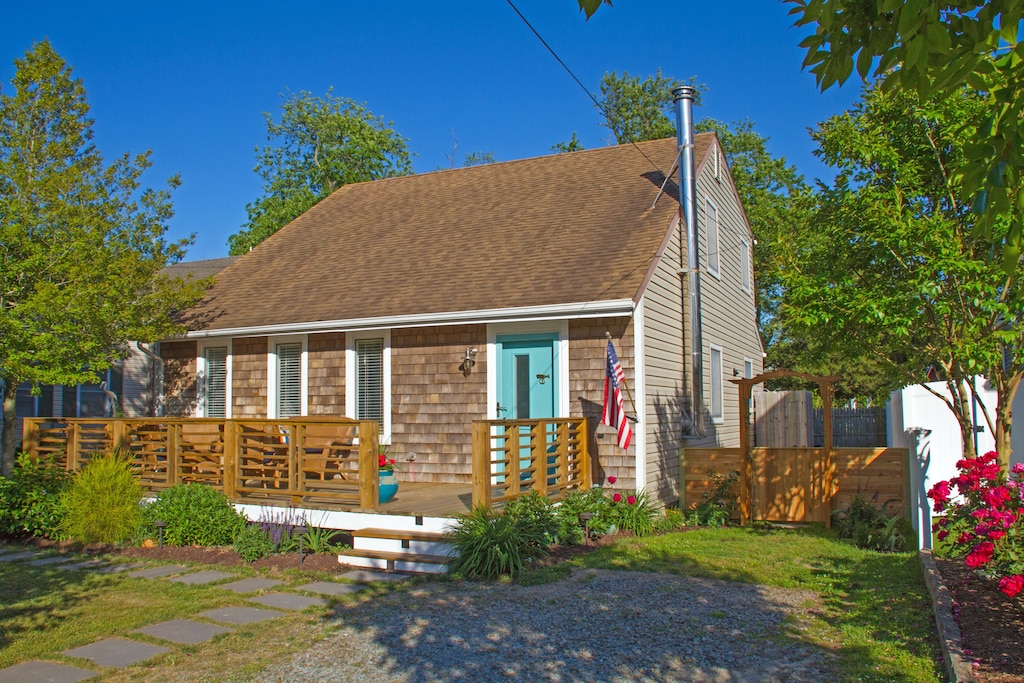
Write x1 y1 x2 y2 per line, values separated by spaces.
26 555 78 567
135 619 232 645
0 660 97 683
219 577 284 593
294 581 366 596
127 565 188 579
88 563 144 574
169 570 234 585
62 637 169 667
339 569 411 583
249 592 328 610
55 560 107 572
0 551 41 562
198 606 282 625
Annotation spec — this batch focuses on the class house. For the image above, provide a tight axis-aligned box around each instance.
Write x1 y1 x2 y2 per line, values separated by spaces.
157 131 762 504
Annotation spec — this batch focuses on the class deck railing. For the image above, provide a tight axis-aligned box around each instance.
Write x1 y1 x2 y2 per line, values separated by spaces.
470 417 591 508
22 415 593 513
22 417 381 510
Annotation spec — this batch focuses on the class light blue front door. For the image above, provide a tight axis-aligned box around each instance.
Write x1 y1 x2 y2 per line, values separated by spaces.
497 336 557 420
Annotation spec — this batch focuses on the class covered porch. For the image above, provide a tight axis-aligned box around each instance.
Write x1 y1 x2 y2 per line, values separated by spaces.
20 416 592 517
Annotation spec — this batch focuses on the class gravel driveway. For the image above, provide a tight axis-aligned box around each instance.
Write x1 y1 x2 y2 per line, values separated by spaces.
254 569 836 683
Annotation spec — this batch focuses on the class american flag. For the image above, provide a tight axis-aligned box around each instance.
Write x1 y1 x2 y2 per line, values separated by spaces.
602 340 632 450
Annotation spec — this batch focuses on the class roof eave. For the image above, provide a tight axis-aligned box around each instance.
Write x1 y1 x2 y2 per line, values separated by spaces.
182 299 636 339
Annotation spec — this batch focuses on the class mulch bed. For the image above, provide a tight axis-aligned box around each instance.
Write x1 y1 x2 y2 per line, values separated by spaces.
935 556 1024 682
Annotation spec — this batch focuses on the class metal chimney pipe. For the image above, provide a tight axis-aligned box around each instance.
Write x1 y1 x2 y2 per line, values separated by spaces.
674 85 705 436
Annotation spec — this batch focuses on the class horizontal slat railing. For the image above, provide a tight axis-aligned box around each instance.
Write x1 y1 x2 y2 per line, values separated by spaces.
471 417 591 508
21 416 380 510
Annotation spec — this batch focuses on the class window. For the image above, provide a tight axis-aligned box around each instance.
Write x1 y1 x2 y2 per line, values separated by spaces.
64 368 123 417
276 342 302 418
740 237 751 293
200 345 228 418
744 359 754 380
346 330 391 439
356 338 384 429
710 344 723 423
16 384 54 418
267 335 306 418
706 199 720 278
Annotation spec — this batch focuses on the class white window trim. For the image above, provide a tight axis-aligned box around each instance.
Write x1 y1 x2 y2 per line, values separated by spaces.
346 329 392 442
267 334 307 419
197 340 233 418
740 237 751 294
486 320 570 420
710 343 724 424
744 358 755 380
706 198 721 280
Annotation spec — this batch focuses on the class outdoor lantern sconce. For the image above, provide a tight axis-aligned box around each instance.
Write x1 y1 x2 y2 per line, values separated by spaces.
459 347 478 375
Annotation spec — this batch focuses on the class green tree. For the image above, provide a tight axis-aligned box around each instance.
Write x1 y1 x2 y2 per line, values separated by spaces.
778 84 1023 462
228 90 411 254
463 151 496 166
551 132 584 153
597 70 700 144
578 0 612 19
0 41 206 474
787 0 1024 271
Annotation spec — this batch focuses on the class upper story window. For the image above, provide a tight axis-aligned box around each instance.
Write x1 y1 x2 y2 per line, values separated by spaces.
706 198 720 278
741 237 751 293
710 344 723 423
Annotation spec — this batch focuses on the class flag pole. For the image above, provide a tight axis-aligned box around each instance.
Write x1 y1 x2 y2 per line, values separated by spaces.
605 332 640 422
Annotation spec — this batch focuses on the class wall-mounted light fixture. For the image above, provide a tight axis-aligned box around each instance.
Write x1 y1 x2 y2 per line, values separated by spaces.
733 368 741 377
459 347 478 375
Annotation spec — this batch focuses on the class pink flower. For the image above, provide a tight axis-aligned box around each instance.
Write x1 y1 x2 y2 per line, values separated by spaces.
1013 463 1024 474
612 493 622 503
937 530 949 541
627 495 637 505
607 476 617 484
1000 575 1024 598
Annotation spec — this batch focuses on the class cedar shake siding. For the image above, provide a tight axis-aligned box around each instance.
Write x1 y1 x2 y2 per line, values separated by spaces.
231 336 268 418
391 325 487 484
308 332 346 415
161 340 198 416
569 317 635 491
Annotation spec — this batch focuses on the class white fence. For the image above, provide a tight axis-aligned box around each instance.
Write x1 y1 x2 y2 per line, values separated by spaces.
889 378 1023 549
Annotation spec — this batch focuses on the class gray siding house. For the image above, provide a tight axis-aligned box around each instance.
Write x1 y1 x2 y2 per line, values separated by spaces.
159 136 762 503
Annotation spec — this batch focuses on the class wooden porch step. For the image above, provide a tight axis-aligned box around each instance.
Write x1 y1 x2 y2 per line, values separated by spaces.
351 527 449 542
340 549 453 565
338 547 454 574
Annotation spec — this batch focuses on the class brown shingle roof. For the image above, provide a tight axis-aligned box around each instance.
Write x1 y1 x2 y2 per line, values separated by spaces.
188 135 712 332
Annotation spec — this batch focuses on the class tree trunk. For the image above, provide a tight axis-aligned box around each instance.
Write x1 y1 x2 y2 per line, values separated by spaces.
946 369 977 459
994 373 1020 472
2 382 18 477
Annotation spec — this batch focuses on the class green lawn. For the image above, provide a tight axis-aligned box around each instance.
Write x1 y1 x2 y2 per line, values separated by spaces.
535 525 943 683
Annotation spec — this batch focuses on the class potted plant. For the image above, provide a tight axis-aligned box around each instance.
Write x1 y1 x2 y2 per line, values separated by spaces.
378 445 399 504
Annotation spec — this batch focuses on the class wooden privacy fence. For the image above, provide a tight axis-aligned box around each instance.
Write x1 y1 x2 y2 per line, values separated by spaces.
22 417 382 510
681 447 911 523
471 418 591 508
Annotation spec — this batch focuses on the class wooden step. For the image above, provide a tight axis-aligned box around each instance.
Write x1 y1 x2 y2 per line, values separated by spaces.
351 527 449 542
340 548 453 565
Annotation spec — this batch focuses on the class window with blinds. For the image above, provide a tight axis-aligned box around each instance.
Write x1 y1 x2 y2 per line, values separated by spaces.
277 342 302 418
204 346 227 418
356 338 384 430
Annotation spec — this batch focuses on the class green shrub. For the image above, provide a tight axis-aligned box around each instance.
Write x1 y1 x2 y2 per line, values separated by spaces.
556 487 613 538
684 469 739 527
142 483 245 546
59 452 141 544
0 453 70 539
654 506 687 533
298 525 347 554
833 493 912 552
504 491 574 545
233 523 275 562
607 490 659 537
448 505 549 579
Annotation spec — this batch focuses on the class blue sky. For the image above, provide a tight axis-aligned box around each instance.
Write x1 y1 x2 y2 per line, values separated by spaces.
3 1 859 261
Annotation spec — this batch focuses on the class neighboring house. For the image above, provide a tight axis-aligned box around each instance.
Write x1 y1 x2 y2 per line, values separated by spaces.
6 257 235 447
159 135 762 503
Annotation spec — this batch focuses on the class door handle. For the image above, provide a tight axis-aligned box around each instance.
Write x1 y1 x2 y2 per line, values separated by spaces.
536 373 549 384
496 402 508 416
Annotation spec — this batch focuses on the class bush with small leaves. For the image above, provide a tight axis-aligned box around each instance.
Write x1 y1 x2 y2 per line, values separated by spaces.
59 452 142 545
142 483 245 547
233 523 276 561
0 453 70 539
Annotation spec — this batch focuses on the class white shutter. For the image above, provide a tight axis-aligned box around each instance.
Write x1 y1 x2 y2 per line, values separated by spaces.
710 345 723 420
356 338 384 430
277 342 302 418
707 199 720 276
204 347 228 418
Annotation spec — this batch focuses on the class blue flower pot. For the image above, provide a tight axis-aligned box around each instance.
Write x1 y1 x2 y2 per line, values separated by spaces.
379 472 398 504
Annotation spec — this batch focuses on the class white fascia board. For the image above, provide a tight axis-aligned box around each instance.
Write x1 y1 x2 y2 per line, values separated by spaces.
184 299 636 339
